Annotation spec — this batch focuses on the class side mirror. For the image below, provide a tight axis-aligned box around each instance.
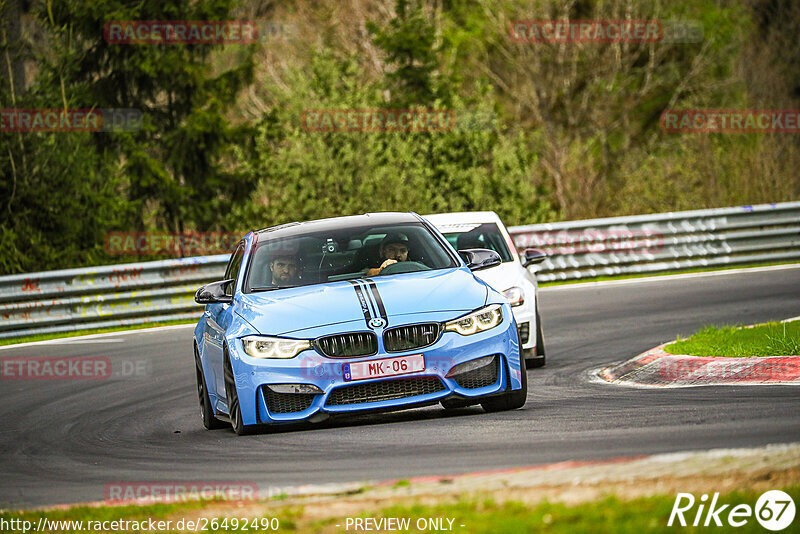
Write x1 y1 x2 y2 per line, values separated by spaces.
195 279 234 304
458 248 502 271
522 248 547 267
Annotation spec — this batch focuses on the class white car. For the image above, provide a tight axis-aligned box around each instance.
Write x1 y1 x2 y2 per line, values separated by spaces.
424 212 547 368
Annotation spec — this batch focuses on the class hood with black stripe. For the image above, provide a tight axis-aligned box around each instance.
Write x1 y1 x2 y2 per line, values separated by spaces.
236 267 488 337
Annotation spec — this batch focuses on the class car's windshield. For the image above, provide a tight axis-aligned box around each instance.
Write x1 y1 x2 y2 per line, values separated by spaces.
439 222 514 263
244 222 458 291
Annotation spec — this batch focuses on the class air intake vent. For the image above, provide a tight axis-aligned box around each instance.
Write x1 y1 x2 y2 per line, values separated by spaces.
263 388 317 414
383 323 441 353
518 322 530 345
325 377 445 406
315 332 378 358
453 356 499 389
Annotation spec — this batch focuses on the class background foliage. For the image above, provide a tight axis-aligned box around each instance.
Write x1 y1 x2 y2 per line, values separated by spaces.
1 0 798 273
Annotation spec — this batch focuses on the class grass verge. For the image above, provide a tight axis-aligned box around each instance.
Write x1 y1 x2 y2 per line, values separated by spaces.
2 486 796 533
312 486 800 533
666 321 800 357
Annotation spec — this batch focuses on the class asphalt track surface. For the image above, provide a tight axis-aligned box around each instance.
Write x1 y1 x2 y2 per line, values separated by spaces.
1 266 799 508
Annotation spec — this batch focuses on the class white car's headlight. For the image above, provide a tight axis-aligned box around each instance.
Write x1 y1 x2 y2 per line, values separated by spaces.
502 286 524 307
444 304 504 336
241 336 311 359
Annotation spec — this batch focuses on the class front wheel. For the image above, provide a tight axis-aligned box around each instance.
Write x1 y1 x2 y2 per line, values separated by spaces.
223 349 256 436
195 347 226 430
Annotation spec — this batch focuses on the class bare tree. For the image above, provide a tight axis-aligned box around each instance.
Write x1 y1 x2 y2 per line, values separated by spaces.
0 0 27 101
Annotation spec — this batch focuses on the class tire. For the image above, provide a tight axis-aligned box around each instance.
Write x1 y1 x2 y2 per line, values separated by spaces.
525 303 546 369
195 346 226 430
441 398 475 410
524 348 544 369
481 330 528 412
223 348 256 436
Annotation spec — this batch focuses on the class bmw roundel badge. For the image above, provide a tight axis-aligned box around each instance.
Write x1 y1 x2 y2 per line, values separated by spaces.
368 318 387 329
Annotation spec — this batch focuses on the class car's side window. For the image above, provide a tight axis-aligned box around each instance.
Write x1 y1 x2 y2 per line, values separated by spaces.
223 242 245 297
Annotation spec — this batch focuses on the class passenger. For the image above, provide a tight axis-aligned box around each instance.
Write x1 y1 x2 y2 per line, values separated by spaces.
270 253 301 286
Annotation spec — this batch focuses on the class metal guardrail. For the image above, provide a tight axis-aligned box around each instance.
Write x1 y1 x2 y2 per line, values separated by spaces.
0 256 228 340
1 202 798 340
509 201 800 282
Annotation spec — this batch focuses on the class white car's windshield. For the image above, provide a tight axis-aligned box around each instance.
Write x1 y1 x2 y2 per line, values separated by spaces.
440 223 514 263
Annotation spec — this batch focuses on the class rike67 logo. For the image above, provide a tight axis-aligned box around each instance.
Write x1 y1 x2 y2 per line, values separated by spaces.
669 490 795 531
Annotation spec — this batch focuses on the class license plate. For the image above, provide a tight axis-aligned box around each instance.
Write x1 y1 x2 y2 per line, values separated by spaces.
342 354 425 382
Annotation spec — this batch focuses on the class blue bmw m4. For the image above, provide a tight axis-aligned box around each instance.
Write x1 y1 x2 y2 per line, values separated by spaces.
193 212 527 434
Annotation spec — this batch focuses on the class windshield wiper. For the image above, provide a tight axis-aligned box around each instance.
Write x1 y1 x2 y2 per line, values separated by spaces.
250 286 296 292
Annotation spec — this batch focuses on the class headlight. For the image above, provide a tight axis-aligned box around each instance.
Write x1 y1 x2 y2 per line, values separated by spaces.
241 336 311 359
444 304 504 336
502 286 524 307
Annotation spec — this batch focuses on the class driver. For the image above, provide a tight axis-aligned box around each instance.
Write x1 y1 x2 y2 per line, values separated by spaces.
365 233 409 276
269 253 301 286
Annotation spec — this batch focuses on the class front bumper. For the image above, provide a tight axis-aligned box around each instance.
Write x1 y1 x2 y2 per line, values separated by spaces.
228 312 521 425
510 304 536 351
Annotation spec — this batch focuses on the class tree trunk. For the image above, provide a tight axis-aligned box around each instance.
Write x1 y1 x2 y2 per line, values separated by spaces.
1 0 26 101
